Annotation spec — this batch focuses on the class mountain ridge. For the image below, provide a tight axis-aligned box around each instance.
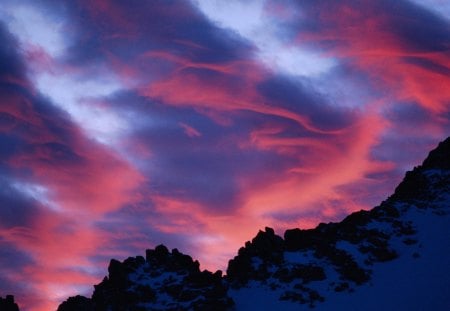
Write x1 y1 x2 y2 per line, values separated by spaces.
5 137 450 310
0 295 19 311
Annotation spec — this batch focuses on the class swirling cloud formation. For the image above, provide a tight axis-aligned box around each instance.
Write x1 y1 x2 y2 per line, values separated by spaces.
0 1 448 310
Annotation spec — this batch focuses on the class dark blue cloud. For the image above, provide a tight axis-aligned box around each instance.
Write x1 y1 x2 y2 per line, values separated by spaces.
0 134 24 160
0 23 25 78
0 177 42 228
257 75 357 131
291 0 450 53
384 0 450 52
371 134 438 172
0 245 33 299
115 94 296 212
51 0 253 67
92 200 199 265
0 18 81 147
384 101 434 126
402 57 450 77
0 20 92 175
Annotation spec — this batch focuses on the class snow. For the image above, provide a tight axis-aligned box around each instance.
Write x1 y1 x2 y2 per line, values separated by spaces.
284 250 316 264
229 282 302 311
315 204 450 310
86 166 450 310
230 167 450 310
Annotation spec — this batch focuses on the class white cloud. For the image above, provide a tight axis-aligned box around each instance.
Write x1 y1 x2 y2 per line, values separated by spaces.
0 2 132 147
408 0 450 20
193 0 336 77
0 1 68 57
36 71 127 145
12 181 60 212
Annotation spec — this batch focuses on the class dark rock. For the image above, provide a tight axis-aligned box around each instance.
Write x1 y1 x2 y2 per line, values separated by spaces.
281 284 324 306
341 210 372 227
226 254 252 284
57 295 93 311
372 247 398 262
317 247 370 284
422 137 450 170
66 245 233 311
391 138 450 202
227 227 285 284
56 137 450 311
274 265 326 283
393 170 429 201
403 238 418 245
0 295 19 311
291 265 326 283
334 282 350 292
251 227 284 258
123 256 145 271
284 228 308 251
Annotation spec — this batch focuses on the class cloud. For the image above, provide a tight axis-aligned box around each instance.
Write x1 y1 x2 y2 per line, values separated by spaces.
193 0 336 76
0 1 449 310
0 17 144 310
289 0 450 113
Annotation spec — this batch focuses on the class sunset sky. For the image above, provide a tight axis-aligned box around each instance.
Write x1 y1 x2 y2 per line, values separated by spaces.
0 0 449 310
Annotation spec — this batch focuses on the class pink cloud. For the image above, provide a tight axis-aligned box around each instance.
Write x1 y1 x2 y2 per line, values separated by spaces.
1 2 449 310
179 122 202 138
295 1 450 115
142 56 342 135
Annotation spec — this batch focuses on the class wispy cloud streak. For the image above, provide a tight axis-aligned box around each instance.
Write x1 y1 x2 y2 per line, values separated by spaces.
0 1 448 310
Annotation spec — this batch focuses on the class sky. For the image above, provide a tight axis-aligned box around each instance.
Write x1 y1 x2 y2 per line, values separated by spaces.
0 0 449 310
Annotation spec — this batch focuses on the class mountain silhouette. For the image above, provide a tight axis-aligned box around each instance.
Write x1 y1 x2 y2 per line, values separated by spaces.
6 137 450 310
0 295 19 311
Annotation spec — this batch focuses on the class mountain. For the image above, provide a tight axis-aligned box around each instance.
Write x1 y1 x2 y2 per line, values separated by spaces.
9 136 448 311
224 137 450 310
0 295 20 311
57 246 233 311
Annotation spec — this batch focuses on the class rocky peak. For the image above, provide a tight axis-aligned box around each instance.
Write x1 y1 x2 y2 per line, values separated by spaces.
421 137 450 170
392 137 450 202
0 295 19 311
58 245 233 311
225 138 450 307
57 137 450 310
57 295 93 311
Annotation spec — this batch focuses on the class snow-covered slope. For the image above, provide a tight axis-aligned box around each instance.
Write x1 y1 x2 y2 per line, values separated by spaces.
58 246 232 311
228 172 450 310
57 137 450 311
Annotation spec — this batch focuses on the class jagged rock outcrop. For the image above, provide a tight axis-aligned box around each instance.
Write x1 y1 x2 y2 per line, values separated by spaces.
391 137 450 203
225 137 449 307
58 137 450 310
57 295 94 311
58 245 233 311
0 295 19 311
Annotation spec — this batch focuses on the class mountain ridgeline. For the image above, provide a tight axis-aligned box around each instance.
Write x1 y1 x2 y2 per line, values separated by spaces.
57 137 450 310
0 296 19 311
6 137 450 310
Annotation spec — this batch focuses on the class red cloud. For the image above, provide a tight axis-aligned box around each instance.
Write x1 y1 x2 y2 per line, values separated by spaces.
179 122 202 138
2 2 448 310
1 72 145 311
0 209 106 311
296 1 450 114
142 54 342 135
